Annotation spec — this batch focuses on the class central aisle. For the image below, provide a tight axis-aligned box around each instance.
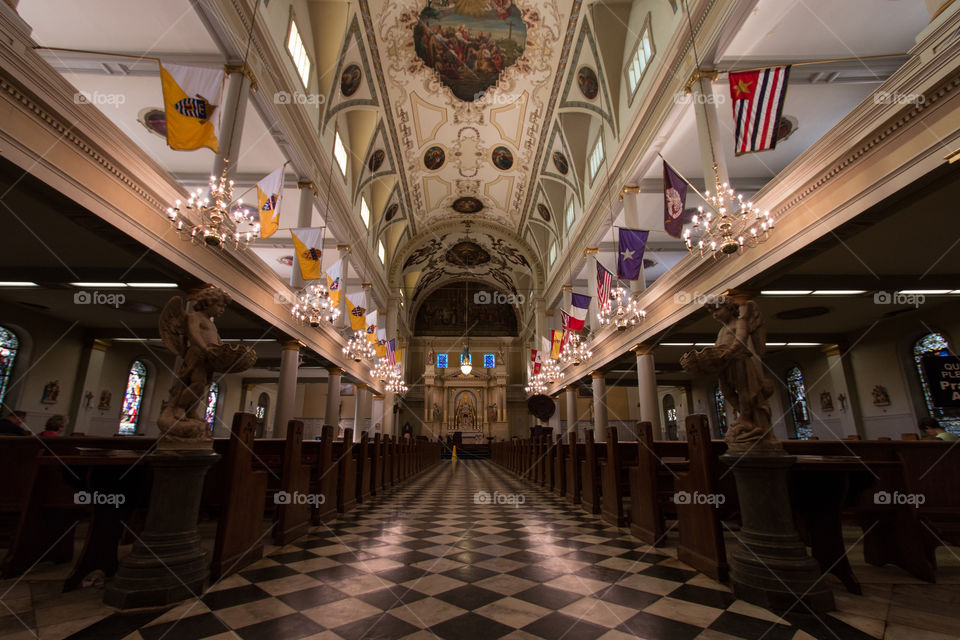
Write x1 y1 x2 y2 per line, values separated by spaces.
116 460 868 640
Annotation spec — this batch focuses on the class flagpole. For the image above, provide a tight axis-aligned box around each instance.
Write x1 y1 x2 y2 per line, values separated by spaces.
658 153 711 203
33 46 162 64
722 52 907 76
229 160 290 207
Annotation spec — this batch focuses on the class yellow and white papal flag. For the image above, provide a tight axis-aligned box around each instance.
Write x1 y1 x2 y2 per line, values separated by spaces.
325 260 342 307
291 228 324 280
256 167 284 238
365 310 378 344
346 291 368 332
159 62 224 152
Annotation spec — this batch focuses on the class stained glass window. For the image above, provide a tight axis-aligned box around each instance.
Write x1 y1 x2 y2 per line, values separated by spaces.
0 327 19 408
713 385 727 436
205 382 220 430
437 353 448 368
914 332 960 433
118 360 147 435
786 366 812 440
483 354 495 368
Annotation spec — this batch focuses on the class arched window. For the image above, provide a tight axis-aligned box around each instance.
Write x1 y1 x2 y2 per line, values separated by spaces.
119 360 147 435
255 392 269 423
205 382 220 430
713 385 727 436
914 332 960 433
662 393 678 439
0 327 20 407
786 366 812 440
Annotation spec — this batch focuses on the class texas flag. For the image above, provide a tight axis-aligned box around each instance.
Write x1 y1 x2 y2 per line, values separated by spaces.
566 293 591 331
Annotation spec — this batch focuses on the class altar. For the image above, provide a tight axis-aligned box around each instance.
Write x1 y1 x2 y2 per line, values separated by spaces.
421 351 510 441
448 429 485 444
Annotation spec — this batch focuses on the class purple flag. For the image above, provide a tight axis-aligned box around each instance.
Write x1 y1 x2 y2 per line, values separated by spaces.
617 228 649 280
663 159 690 239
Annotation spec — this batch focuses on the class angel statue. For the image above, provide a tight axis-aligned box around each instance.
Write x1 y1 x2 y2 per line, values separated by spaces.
680 298 779 450
158 288 257 446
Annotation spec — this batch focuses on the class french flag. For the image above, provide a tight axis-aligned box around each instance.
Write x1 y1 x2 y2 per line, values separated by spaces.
566 293 591 331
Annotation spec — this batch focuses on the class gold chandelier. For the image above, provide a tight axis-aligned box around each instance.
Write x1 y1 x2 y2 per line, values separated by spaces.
541 357 564 384
370 357 392 382
166 164 259 250
291 281 340 327
597 285 646 331
385 364 408 394
524 372 547 395
342 330 375 362
683 169 775 258
560 333 593 366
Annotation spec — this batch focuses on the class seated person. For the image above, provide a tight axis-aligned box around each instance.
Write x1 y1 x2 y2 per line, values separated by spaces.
0 410 28 435
919 416 958 441
41 415 66 438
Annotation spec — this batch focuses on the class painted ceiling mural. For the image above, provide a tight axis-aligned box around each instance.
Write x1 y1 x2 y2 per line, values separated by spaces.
374 0 578 232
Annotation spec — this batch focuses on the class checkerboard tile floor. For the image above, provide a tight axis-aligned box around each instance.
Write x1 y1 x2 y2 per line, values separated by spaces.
67 460 881 640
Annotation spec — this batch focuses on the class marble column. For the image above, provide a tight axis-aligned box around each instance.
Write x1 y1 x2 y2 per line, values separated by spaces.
565 385 577 437
591 371 608 433
585 248 599 332
289 181 316 289
69 338 110 435
382 295 399 435
534 296 547 347
822 344 865 439
633 343 663 438
212 66 251 180
273 340 302 437
353 383 369 441
324 367 342 431
690 70 730 189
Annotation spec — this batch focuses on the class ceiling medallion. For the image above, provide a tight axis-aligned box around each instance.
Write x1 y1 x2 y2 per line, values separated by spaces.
491 145 514 170
367 149 385 172
424 145 445 170
384 203 399 221
340 64 362 97
445 241 491 266
413 0 528 102
536 203 551 222
451 196 484 214
551 151 569 175
577 67 599 100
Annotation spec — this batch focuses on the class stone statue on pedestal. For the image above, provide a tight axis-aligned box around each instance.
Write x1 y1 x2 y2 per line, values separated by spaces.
680 299 777 449
158 288 257 446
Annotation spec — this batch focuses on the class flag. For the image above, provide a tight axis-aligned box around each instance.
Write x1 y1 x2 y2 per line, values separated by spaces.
728 65 791 155
597 262 614 311
256 167 284 238
386 338 396 364
662 160 691 239
559 310 573 353
376 327 387 357
346 291 367 331
325 260 342 307
567 293 591 331
551 330 563 359
159 63 224 152
617 228 649 281
291 228 324 280
365 310 378 343
531 348 540 375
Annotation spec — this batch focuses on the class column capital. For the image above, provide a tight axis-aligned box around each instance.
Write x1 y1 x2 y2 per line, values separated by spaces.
90 338 111 352
280 339 305 351
224 62 258 90
326 366 344 376
584 247 599 256
591 370 605 379
377 308 386 314
355 382 368 391
337 244 351 253
725 288 759 304
561 284 573 292
297 180 318 196
618 185 642 201
631 343 655 356
683 68 719 93
565 384 578 393
822 343 843 357
361 282 373 289
545 310 554 317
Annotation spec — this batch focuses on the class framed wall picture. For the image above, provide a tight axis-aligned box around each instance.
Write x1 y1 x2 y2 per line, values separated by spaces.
820 391 834 412
340 382 355 397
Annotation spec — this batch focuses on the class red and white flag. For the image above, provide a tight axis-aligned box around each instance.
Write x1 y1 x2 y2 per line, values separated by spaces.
597 262 614 312
728 65 791 155
566 293 591 331
531 348 540 374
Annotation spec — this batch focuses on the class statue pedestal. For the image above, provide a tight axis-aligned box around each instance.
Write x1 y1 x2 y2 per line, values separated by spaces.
720 449 834 613
104 449 219 609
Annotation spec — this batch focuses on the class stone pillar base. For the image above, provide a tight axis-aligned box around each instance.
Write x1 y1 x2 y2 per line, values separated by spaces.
104 450 219 609
720 450 834 614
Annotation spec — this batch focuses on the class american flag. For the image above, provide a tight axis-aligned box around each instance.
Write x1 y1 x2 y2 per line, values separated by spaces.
386 338 396 365
729 66 791 155
597 262 614 312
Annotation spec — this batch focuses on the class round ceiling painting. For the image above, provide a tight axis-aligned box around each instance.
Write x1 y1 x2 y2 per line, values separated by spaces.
424 145 445 170
368 149 385 172
451 197 484 214
537 204 551 222
491 145 513 170
384 203 399 222
340 64 361 97
445 241 491 267
552 151 569 175
413 0 527 102
577 67 599 100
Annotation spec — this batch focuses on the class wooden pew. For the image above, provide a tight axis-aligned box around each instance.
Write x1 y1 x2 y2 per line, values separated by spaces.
601 427 638 527
356 432 372 504
210 413 269 580
303 425 337 524
370 434 382 497
565 432 583 505
0 438 46 576
580 429 603 514
553 435 567 497
544 436 556 491
674 415 730 582
274 420 311 545
336 429 357 514
629 422 671 545
380 435 391 491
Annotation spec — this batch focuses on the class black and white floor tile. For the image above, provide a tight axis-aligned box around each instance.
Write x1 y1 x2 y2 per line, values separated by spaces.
56 461 897 639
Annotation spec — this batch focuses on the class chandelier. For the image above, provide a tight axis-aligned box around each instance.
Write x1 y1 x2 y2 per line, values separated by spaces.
524 372 547 395
597 285 646 331
166 164 259 250
342 330 376 362
683 171 774 258
385 364 408 394
291 281 340 327
370 357 393 383
560 333 593 366
541 357 564 384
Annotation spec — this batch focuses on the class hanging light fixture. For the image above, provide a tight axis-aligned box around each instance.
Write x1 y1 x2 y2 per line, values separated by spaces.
166 164 260 250
540 357 564 384
370 357 392 382
342 330 375 362
385 364 408 395
524 372 547 395
560 333 593 366
291 280 340 327
597 284 646 331
682 170 775 258
460 344 473 376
